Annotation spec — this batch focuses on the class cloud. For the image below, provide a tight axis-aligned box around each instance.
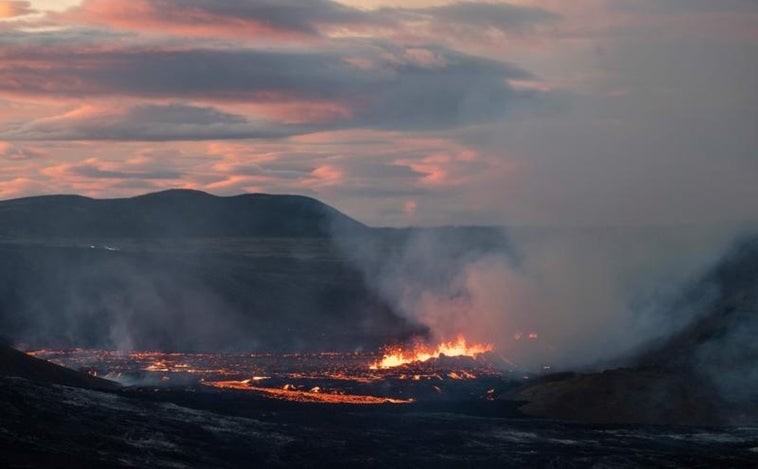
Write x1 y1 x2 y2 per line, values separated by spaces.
0 0 754 229
43 155 184 180
58 0 557 41
384 2 559 34
617 0 758 15
0 41 536 139
5 102 304 141
0 177 50 199
0 1 34 19
0 128 502 226
125 103 246 125
31 154 191 198
68 164 181 180
60 0 369 39
0 141 46 160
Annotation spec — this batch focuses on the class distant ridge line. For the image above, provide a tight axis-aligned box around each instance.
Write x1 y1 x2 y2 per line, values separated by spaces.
0 189 367 238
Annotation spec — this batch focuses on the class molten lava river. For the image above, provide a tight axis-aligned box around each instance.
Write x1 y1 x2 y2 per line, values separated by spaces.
29 338 517 405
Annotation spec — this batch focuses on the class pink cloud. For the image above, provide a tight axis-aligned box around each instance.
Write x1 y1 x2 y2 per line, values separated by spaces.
205 175 265 193
393 148 492 187
221 99 353 125
0 128 526 225
404 199 418 217
310 165 345 185
0 141 46 160
0 177 49 199
58 0 313 41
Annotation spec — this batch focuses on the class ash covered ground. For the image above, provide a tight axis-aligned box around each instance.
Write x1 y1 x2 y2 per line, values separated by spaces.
2 367 757 468
0 348 756 468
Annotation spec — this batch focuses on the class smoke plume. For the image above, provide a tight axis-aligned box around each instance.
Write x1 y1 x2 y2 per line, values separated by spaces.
333 222 754 372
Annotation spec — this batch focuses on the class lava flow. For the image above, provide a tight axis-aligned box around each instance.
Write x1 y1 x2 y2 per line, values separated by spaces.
29 347 505 405
203 381 414 404
369 336 493 370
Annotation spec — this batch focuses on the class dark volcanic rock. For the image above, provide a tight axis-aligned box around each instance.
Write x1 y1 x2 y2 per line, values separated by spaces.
0 345 119 391
515 367 723 425
2 376 757 468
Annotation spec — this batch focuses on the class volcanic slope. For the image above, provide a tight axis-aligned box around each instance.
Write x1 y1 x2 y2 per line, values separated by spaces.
0 190 427 352
515 236 758 425
0 344 119 391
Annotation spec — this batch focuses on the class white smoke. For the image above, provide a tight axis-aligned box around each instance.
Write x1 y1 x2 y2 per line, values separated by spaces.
334 223 748 371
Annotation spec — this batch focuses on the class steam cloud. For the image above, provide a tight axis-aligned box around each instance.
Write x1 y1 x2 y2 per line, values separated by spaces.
333 222 755 373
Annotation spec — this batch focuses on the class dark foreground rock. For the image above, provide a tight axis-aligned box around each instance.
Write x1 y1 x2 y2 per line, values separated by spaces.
515 368 726 425
0 345 119 391
1 376 757 468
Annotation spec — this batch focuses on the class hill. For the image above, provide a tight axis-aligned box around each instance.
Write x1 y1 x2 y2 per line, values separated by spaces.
635 236 758 371
0 189 366 238
514 236 758 424
0 344 119 391
0 238 422 352
0 190 398 351
0 190 510 352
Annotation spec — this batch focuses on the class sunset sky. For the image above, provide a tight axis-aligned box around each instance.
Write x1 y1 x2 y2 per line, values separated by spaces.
1 0 756 226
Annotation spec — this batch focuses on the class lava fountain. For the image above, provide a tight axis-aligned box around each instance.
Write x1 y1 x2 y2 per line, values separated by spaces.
369 336 494 370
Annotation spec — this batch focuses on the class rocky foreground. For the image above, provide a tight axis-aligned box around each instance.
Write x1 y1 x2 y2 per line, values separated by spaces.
0 348 756 468
2 375 757 468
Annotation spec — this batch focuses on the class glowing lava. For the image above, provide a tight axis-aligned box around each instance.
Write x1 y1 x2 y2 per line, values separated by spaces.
203 381 413 404
369 336 493 370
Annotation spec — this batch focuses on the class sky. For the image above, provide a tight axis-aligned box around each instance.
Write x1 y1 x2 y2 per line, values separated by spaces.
0 0 756 226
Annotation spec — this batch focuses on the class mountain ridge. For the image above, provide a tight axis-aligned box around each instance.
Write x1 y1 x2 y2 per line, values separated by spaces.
0 189 366 238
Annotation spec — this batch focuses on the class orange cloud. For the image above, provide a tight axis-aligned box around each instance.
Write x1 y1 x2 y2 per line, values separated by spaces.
0 1 33 18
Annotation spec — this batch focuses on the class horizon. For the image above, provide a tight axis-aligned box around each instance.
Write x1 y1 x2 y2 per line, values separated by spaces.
1 1 756 227
3 187 758 230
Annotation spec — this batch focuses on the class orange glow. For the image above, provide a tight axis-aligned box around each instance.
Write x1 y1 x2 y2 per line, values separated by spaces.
202 380 413 404
369 336 493 370
0 2 31 19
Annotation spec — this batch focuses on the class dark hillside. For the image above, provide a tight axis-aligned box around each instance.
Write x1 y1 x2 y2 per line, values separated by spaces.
636 236 758 369
0 190 399 351
0 345 119 391
0 190 366 238
0 241 421 352
515 235 758 424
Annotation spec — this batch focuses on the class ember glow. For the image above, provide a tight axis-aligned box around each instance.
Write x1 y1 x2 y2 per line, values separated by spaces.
369 337 494 370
